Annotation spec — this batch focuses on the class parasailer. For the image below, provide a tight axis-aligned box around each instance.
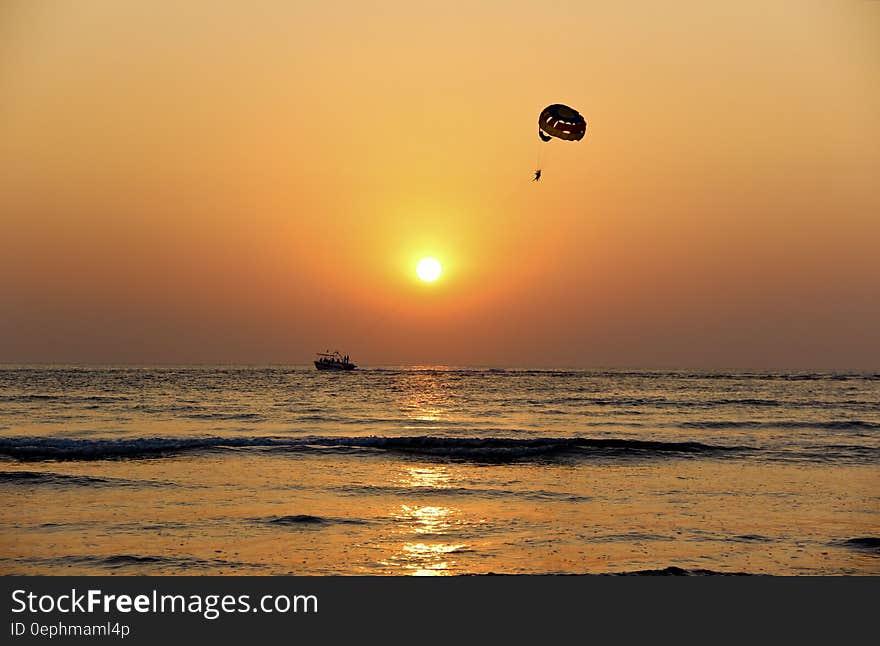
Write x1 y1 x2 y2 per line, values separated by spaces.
533 103 586 181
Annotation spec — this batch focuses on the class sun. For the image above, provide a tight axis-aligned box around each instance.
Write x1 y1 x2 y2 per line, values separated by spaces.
416 257 442 282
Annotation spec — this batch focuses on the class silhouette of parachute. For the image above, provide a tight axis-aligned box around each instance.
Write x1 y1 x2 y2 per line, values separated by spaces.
538 104 586 142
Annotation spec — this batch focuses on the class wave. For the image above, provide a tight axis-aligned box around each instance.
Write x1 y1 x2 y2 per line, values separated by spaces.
333 483 592 503
677 420 880 430
730 534 773 543
0 394 131 404
545 395 786 407
0 470 170 487
2 554 261 571
259 514 370 527
601 566 754 576
834 537 880 554
0 435 742 462
540 396 879 410
182 412 265 421
585 532 670 543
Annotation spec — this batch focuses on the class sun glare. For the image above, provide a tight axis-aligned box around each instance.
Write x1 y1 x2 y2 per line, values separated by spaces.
416 257 442 282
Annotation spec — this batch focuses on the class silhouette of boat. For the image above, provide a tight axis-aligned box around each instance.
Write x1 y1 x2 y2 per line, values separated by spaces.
314 351 357 371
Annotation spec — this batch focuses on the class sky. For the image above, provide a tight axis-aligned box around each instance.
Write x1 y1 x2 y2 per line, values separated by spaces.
1 1 878 368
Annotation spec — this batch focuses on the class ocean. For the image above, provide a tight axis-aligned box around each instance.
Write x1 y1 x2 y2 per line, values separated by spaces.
1 366 877 575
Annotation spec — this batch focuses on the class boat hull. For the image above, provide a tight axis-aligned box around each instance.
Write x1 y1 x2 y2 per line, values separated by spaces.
314 361 356 371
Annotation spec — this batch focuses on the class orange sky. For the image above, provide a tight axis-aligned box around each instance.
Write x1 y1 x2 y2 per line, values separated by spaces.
1 1 878 368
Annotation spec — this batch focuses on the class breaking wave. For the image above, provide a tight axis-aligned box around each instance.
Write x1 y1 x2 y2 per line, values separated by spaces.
0 435 742 461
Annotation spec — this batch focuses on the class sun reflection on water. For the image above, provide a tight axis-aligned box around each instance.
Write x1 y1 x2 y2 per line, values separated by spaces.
399 466 452 490
399 373 452 427
401 542 466 576
383 503 468 576
396 504 452 535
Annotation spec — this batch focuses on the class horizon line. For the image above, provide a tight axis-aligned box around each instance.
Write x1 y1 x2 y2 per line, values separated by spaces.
0 362 877 374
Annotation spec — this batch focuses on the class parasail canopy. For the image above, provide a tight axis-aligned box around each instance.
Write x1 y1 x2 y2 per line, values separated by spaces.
538 104 586 142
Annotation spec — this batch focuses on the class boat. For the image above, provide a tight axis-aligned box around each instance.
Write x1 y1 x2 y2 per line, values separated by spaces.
314 351 357 371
